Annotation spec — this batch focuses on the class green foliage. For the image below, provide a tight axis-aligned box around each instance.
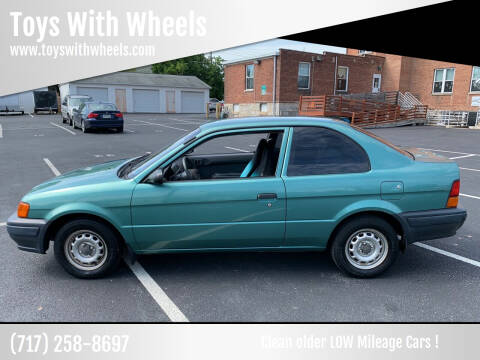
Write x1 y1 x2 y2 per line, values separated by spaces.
152 54 224 100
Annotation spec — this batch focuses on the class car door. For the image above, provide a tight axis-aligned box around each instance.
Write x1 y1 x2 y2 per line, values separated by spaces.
130 129 288 251
282 126 372 248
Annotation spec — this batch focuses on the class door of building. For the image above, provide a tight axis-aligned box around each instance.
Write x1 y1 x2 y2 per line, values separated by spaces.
372 74 382 93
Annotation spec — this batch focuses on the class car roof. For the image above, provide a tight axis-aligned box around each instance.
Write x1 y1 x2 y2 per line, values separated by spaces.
199 117 350 134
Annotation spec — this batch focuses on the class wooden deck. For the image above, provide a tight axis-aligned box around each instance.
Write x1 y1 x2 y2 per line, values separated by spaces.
298 95 428 127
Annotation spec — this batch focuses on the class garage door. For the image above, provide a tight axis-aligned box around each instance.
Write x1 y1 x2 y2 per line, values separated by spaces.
133 89 160 113
0 94 19 108
77 87 109 102
181 91 204 113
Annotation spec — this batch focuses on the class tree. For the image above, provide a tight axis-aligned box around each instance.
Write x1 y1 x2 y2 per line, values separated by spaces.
152 54 224 100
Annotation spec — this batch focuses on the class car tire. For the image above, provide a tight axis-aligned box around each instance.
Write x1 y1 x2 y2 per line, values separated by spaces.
81 120 88 133
118 126 123 133
62 117 66 124
54 219 122 279
330 215 399 278
69 115 73 127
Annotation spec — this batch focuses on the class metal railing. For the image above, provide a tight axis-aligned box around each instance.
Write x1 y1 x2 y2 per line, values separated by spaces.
426 110 469 127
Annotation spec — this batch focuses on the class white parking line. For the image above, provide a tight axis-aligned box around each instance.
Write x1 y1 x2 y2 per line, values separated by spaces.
133 119 187 132
43 158 61 176
0 124 2 138
124 129 134 133
460 167 480 172
127 261 189 322
415 243 480 268
49 122 76 135
40 158 188 322
28 113 34 118
419 147 480 156
225 146 250 153
449 154 476 160
460 193 480 200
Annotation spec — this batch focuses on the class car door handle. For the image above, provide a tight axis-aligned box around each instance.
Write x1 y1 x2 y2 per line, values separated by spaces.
257 193 277 200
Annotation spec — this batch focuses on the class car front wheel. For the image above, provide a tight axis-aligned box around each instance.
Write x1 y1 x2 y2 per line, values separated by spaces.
54 219 122 278
330 216 399 278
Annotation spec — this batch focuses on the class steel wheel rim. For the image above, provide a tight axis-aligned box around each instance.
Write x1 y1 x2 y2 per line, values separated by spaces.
345 228 388 270
64 230 108 271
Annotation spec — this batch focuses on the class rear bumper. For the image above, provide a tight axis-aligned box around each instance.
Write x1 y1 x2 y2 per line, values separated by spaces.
85 119 123 129
6 213 48 254
399 208 467 244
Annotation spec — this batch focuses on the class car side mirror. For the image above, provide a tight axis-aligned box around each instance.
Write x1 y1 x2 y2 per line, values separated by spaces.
72 108 79 113
148 169 165 185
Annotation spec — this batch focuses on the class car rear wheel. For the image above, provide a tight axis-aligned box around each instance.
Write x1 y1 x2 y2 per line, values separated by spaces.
330 216 399 278
69 115 73 126
81 120 88 133
54 219 122 278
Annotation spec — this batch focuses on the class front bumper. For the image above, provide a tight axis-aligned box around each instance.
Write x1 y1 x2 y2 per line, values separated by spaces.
6 213 48 254
399 208 467 244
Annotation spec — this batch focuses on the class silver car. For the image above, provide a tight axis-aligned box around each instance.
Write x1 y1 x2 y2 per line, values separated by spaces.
61 95 93 126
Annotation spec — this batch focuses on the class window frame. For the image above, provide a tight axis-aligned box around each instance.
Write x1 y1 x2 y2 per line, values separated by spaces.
470 66 480 93
245 64 254 91
336 66 349 92
281 126 371 177
142 127 289 184
433 68 455 94
297 62 311 90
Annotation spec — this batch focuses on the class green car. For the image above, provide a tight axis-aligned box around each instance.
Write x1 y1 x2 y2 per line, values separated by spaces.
7 117 466 278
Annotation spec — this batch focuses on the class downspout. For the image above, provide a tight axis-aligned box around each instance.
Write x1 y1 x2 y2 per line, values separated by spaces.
333 55 338 95
272 54 277 116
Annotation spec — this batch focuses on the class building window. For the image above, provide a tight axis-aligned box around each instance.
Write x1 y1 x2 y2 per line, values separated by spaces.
471 66 480 92
336 66 349 92
433 68 455 94
233 104 239 113
358 50 371 55
298 62 310 89
260 103 268 113
245 64 254 91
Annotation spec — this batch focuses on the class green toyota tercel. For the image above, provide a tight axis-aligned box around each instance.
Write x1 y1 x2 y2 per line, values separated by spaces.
7 117 467 278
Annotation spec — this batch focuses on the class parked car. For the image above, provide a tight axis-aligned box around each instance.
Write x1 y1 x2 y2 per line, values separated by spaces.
72 101 123 133
7 117 466 278
61 95 92 125
208 98 223 112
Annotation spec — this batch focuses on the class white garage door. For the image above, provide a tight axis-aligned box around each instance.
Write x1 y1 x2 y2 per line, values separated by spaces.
0 94 19 107
181 91 204 113
77 87 109 102
133 89 160 113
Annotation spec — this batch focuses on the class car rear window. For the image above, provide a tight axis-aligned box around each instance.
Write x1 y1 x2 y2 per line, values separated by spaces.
88 104 118 112
70 98 91 106
287 126 370 176
351 125 414 159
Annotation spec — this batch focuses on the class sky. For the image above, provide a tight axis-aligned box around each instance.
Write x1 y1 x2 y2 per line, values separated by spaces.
211 39 346 63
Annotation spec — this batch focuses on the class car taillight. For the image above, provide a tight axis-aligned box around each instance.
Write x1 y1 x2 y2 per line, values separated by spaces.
87 112 99 118
114 112 123 117
446 179 460 208
17 202 30 218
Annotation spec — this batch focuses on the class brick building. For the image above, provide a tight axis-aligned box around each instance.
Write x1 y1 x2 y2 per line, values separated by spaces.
224 49 385 117
347 49 480 112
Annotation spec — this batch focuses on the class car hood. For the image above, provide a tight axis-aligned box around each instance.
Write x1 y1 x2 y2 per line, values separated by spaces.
29 159 129 194
404 147 454 162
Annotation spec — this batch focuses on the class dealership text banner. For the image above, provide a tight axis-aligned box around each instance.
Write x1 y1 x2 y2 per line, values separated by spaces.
0 0 446 96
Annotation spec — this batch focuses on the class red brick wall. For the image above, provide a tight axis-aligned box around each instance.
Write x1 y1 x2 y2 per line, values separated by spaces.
224 49 385 105
224 57 278 104
347 48 479 111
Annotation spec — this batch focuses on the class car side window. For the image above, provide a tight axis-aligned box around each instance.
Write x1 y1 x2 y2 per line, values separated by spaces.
79 103 86 114
287 127 370 176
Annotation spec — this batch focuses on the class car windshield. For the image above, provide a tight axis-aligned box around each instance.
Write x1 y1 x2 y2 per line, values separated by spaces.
352 125 414 159
123 128 202 179
70 98 91 106
88 103 117 111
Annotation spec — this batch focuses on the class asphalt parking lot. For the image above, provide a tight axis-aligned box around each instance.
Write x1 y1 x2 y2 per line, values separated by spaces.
0 114 479 322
